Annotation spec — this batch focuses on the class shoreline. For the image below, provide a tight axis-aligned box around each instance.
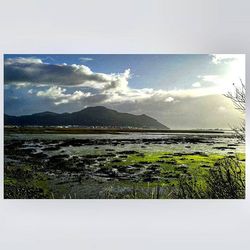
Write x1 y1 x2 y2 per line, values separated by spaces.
4 127 226 134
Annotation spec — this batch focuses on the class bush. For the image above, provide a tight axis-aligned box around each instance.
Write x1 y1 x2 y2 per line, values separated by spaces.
176 156 245 199
206 157 245 199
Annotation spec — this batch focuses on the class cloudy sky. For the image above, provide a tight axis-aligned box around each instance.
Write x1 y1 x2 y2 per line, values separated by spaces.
4 54 245 129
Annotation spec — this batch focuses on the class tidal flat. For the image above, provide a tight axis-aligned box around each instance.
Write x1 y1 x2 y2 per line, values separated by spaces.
4 128 245 199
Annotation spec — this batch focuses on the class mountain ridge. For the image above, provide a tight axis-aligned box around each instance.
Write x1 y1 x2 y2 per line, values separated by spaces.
4 106 169 129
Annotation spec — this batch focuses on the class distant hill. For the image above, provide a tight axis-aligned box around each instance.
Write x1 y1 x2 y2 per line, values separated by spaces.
4 106 169 129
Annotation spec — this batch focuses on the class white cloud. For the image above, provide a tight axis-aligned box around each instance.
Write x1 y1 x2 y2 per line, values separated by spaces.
37 86 69 99
36 86 93 105
198 54 245 94
192 82 201 88
5 57 42 65
79 57 93 62
210 54 245 88
164 97 174 102
199 75 219 82
15 82 31 89
69 90 92 101
211 54 243 64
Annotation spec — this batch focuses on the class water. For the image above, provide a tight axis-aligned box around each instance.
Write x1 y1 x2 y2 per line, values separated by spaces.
4 132 245 155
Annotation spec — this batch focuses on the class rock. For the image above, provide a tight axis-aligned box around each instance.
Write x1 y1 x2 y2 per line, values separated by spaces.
118 150 139 155
112 158 122 163
139 161 150 165
136 153 145 157
213 146 236 150
120 155 128 158
97 157 106 161
156 160 166 163
193 151 208 156
106 153 116 157
85 154 98 159
200 164 210 168
31 152 47 159
178 164 188 169
159 155 172 159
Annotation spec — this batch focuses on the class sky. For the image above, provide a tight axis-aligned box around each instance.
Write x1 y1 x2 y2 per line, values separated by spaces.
4 54 245 129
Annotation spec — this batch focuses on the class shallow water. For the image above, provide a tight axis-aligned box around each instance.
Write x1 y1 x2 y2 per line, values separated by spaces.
4 131 234 141
4 131 245 155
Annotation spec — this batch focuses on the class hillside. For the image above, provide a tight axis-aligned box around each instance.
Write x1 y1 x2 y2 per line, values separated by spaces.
4 106 169 129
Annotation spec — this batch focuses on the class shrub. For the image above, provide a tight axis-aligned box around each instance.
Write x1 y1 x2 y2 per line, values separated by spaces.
176 156 245 199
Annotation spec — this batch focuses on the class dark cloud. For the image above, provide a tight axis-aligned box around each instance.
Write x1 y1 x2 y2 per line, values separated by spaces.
4 58 129 90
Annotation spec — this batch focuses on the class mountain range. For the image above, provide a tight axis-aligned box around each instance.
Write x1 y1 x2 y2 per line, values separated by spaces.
4 106 169 129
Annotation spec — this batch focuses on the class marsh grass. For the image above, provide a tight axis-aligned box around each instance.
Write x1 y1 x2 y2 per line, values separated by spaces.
4 165 51 199
100 183 173 199
4 148 245 199
176 156 245 199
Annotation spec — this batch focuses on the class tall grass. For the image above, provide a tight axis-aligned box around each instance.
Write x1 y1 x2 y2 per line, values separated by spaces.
176 156 245 199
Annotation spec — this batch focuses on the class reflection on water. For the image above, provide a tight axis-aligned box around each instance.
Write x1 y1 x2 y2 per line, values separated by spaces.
4 132 245 155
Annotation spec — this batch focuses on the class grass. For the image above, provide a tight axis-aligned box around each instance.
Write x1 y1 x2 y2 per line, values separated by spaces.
109 152 225 175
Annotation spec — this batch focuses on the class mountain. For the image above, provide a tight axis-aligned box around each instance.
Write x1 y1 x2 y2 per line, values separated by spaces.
4 106 169 129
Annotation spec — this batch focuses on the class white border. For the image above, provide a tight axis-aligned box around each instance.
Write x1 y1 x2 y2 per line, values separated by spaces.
0 1 249 249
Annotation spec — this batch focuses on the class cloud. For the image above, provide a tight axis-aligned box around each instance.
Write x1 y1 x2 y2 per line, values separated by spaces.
164 97 174 102
79 57 93 62
36 86 93 105
192 82 201 88
196 75 221 88
211 54 243 64
4 57 43 65
110 94 242 129
199 75 219 82
32 82 194 108
6 56 241 107
210 54 245 85
4 57 131 92
15 82 31 89
37 86 69 99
